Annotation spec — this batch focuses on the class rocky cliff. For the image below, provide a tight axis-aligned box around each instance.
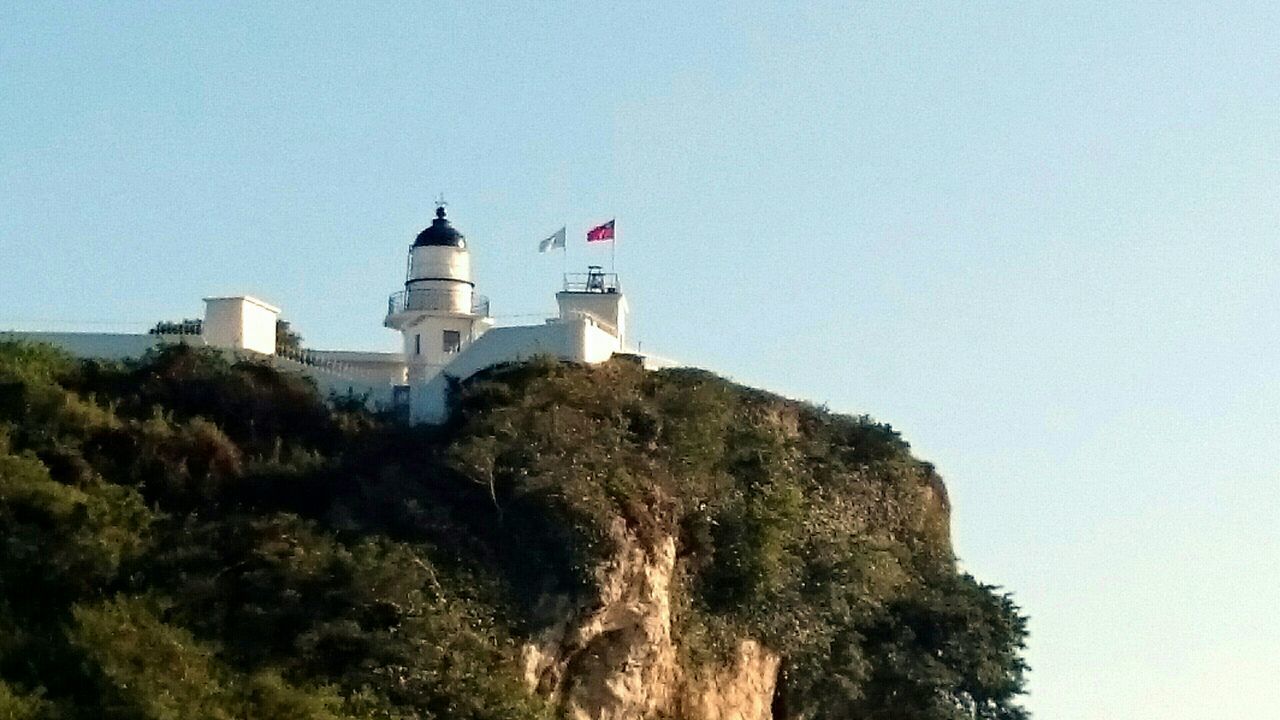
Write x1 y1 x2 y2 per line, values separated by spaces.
440 360 964 720
0 343 1026 720
519 517 783 720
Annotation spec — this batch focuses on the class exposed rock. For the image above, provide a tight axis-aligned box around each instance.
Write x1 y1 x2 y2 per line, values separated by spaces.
521 518 782 720
521 516 678 719
679 640 781 720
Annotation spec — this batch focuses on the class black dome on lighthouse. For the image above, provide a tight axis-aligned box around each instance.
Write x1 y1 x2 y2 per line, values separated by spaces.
413 206 466 248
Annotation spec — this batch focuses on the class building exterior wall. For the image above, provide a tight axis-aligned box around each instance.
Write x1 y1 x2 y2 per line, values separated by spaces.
406 246 473 313
0 331 192 360
409 317 622 423
400 314 490 380
270 355 396 407
202 296 280 355
579 318 623 363
240 301 279 355
556 292 629 346
201 301 241 349
409 244 471 284
304 350 407 385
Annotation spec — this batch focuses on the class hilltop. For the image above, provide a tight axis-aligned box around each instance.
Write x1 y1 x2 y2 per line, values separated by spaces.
0 341 1027 719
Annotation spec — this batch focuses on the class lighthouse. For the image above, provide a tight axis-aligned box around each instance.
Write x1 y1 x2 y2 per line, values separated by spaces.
384 206 493 382
7 202 672 424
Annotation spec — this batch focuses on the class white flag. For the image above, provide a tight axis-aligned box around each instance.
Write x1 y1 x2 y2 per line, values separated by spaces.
539 226 567 253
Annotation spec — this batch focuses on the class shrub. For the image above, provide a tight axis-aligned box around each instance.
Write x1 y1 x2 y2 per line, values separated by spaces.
0 343 1026 719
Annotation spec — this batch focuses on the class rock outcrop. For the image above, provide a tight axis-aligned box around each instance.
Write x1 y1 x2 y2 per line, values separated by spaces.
678 640 781 720
0 345 1029 720
521 518 781 720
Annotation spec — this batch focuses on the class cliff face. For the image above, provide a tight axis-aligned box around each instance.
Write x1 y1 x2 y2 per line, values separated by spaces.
520 519 781 720
439 359 970 720
0 343 1025 720
474 361 951 720
521 519 682 720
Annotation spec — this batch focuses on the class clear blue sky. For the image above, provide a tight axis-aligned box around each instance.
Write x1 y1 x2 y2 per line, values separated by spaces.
3 3 1278 716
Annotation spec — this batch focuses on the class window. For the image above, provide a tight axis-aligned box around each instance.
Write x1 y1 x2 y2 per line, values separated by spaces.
414 334 421 355
442 330 462 353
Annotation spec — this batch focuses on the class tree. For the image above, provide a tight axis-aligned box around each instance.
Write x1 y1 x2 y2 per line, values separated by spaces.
148 319 202 336
276 320 302 354
0 342 1030 719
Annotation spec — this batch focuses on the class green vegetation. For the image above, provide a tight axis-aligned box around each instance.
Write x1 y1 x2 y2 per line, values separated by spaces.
148 319 203 336
275 320 303 354
0 341 1028 719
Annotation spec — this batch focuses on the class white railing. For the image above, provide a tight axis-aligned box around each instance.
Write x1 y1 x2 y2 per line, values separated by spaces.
275 346 377 384
387 289 490 317
563 270 620 293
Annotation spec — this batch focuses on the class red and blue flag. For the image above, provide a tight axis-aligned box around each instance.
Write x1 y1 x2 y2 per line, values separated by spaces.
586 220 615 243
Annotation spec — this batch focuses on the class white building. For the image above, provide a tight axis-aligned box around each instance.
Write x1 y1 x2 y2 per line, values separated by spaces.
2 295 280 360
2 207 672 424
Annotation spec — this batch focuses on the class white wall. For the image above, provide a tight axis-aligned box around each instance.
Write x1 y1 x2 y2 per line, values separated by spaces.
404 245 474 314
579 318 622 363
409 245 472 284
270 355 396 407
401 315 490 380
410 317 624 423
202 296 280 355
240 300 278 354
304 350 407 384
202 299 241 350
0 331 187 360
556 291 629 345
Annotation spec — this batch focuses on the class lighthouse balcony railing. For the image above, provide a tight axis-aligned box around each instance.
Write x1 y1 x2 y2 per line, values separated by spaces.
387 289 490 317
562 271 620 294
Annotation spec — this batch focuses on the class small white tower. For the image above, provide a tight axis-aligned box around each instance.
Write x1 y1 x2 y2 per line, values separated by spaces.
557 266 629 348
385 206 493 381
202 295 281 355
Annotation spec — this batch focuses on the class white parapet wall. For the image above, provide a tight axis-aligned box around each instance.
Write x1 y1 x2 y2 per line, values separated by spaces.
410 315 625 423
270 355 397 408
202 296 281 355
556 291 629 346
577 315 623 363
0 331 201 360
300 350 408 385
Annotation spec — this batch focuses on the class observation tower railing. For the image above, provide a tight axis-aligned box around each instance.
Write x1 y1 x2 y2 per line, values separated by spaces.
562 267 620 293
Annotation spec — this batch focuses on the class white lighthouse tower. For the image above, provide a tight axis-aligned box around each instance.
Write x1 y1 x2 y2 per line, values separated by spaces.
384 206 493 382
